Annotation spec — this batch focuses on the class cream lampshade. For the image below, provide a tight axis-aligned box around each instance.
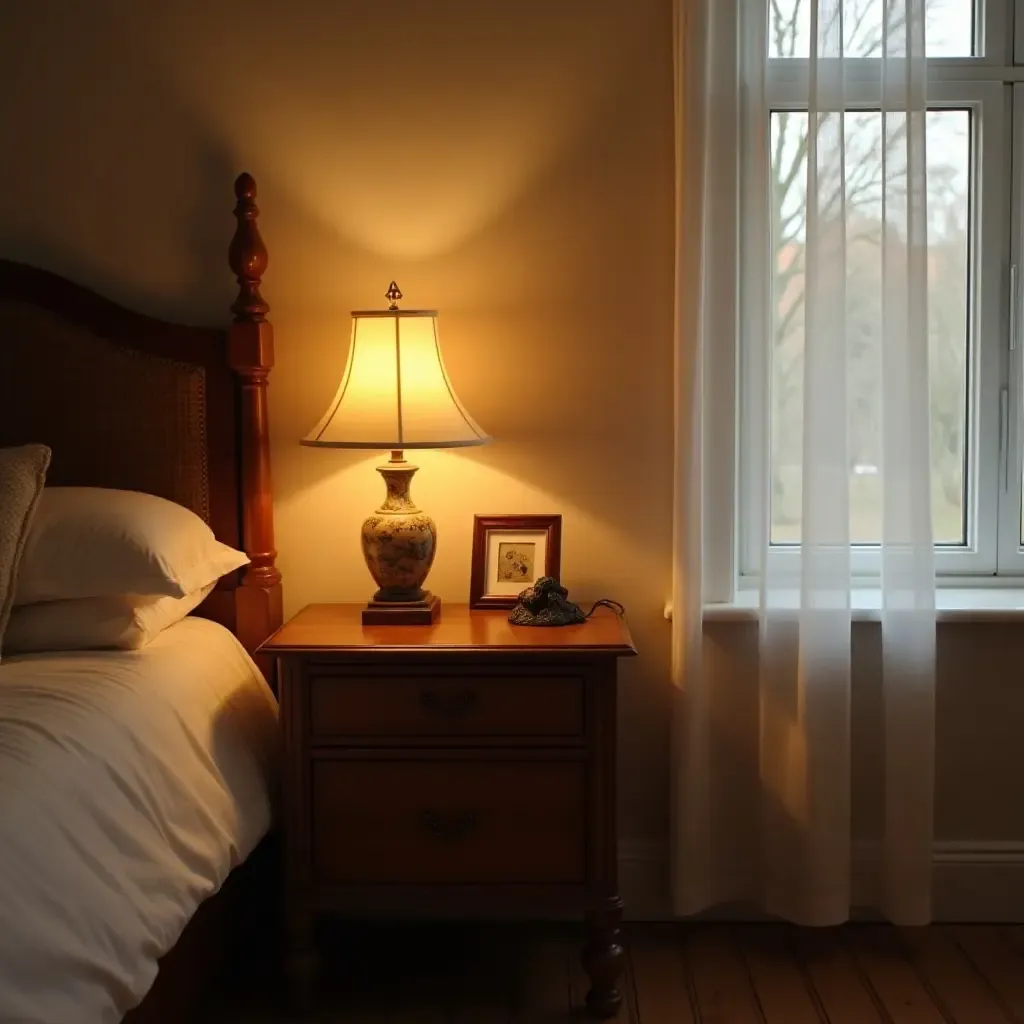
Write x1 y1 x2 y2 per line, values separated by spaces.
302 282 490 625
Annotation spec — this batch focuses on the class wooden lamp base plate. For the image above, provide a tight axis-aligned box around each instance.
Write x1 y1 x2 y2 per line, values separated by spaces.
361 592 441 626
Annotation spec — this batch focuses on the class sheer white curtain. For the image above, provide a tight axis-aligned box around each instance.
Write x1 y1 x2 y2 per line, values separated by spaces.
671 0 936 926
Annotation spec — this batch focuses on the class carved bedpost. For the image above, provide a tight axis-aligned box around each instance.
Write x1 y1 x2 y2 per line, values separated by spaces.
228 173 283 662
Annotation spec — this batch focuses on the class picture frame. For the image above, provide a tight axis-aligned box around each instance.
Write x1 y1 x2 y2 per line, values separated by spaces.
469 514 562 610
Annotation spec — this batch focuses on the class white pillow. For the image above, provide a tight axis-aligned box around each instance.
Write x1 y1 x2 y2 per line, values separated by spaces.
0 445 51 659
14 487 249 604
4 583 216 653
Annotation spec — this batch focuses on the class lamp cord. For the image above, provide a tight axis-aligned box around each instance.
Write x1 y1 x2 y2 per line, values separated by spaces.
585 598 625 618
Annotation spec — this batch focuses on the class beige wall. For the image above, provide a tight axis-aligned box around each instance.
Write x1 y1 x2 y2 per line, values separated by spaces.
2 0 1021 857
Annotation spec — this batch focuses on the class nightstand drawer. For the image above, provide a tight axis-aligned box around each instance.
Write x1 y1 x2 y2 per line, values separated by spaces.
308 673 584 740
311 759 586 885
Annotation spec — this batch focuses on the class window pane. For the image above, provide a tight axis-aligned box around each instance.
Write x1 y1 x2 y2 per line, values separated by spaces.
768 109 970 545
768 0 975 59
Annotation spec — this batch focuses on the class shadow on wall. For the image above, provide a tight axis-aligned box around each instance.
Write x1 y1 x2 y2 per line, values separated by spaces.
140 0 649 262
0 0 657 299
0 7 234 322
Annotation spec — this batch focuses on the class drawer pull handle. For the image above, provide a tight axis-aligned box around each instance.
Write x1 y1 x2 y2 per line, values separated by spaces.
420 809 479 842
419 688 479 718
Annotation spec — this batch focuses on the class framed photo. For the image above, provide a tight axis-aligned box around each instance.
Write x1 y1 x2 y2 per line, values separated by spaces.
469 514 562 610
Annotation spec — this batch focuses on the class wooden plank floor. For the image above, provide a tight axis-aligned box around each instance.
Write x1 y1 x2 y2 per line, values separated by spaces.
206 923 1024 1023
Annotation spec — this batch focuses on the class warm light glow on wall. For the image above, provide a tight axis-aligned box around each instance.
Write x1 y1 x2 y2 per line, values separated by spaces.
143 7 622 259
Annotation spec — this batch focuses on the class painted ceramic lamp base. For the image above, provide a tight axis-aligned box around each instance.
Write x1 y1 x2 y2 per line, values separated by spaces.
360 451 440 625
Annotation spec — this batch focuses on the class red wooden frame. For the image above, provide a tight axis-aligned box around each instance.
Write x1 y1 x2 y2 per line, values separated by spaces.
469 514 563 610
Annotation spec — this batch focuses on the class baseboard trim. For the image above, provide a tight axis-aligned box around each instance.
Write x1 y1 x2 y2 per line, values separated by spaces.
618 838 1024 922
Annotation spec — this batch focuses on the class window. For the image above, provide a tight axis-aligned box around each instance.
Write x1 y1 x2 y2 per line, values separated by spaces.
737 0 1024 582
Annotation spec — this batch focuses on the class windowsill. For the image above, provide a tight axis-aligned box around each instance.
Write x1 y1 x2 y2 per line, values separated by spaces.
665 589 1024 623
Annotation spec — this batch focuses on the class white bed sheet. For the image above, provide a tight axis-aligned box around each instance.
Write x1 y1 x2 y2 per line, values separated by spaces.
0 616 279 1024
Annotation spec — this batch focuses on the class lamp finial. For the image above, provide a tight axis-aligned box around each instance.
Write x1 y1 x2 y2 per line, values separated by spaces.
385 281 402 310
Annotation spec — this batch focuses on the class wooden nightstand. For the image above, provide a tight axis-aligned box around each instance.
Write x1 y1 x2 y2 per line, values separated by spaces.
259 602 636 1017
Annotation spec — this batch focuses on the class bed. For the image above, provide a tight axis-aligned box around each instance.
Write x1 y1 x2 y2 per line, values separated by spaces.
0 174 283 1023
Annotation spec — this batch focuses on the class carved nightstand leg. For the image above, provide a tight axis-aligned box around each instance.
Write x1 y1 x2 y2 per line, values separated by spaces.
285 904 316 1015
582 894 625 1018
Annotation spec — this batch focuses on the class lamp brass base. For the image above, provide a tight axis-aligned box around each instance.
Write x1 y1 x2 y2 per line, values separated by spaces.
362 592 441 626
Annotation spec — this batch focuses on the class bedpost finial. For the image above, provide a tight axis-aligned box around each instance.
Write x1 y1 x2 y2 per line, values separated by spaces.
229 171 269 324
234 172 257 202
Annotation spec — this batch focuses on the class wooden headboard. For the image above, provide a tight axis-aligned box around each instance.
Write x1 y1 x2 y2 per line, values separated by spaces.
0 174 282 656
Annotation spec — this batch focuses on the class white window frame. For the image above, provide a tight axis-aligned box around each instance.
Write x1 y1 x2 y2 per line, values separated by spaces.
728 0 1024 596
998 81 1024 570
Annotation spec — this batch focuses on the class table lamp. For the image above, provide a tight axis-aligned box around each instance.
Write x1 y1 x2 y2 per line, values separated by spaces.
302 282 491 625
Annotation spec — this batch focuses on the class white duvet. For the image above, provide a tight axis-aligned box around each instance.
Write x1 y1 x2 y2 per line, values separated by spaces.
0 617 279 1024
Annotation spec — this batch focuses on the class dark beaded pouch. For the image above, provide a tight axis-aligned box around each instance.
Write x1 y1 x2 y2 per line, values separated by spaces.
508 576 625 627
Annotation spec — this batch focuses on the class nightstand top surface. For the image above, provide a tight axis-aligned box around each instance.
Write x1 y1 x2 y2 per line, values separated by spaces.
259 603 636 655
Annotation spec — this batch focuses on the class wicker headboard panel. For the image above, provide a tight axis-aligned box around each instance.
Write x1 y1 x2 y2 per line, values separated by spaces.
0 273 238 546
0 175 281 655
